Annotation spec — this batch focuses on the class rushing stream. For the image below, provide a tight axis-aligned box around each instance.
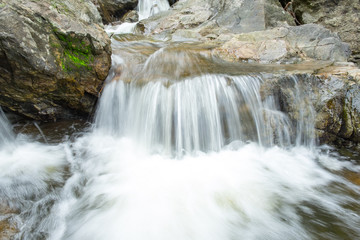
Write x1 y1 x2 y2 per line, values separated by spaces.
1 1 360 239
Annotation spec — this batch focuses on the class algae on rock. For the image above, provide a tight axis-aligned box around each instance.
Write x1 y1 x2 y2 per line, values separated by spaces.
0 0 111 121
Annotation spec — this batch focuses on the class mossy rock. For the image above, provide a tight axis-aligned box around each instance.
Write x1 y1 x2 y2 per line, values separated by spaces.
0 0 111 121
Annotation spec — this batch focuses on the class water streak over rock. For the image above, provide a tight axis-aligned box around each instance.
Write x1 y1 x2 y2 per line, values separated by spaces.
0 108 15 148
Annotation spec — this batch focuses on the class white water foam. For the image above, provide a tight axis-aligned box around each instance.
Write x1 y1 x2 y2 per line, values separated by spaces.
105 22 138 34
1 79 360 240
45 132 360 240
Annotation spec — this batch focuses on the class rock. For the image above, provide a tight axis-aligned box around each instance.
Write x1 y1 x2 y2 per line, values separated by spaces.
139 0 295 37
138 1 349 63
342 84 360 142
121 10 139 23
92 0 138 24
214 38 288 63
213 24 350 63
0 0 111 121
262 64 360 146
286 24 351 62
0 218 18 240
343 170 360 186
208 0 295 32
292 0 360 65
168 0 179 6
0 205 18 240
264 0 295 28
314 64 360 144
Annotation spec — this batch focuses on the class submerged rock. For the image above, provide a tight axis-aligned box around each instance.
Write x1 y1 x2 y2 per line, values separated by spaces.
0 0 111 121
292 0 360 65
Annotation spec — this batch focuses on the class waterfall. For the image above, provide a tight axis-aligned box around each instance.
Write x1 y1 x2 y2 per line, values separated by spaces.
106 0 170 36
95 39 315 156
0 108 15 147
95 75 300 156
1 10 360 240
138 0 170 20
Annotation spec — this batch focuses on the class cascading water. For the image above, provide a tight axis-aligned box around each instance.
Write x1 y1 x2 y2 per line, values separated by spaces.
106 0 170 34
138 0 170 20
0 108 15 148
95 74 296 156
0 108 68 239
1 2 360 240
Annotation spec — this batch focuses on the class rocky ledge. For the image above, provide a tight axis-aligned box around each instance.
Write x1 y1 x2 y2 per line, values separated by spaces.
260 63 360 147
0 0 111 121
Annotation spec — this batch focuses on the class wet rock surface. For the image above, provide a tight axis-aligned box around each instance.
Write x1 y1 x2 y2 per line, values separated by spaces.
0 205 18 240
0 0 111 121
260 63 360 146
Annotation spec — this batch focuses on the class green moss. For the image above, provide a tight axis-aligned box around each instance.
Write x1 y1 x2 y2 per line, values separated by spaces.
51 27 94 73
63 49 92 70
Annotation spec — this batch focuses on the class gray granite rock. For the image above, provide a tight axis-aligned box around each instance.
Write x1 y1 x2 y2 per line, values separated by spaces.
292 0 360 65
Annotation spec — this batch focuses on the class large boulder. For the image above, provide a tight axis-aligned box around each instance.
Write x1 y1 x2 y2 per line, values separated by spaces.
292 0 360 65
92 0 138 24
214 24 351 63
138 0 294 37
0 0 111 121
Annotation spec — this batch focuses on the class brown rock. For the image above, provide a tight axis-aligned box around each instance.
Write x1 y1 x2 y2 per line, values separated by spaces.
0 205 18 240
0 218 18 240
0 0 111 121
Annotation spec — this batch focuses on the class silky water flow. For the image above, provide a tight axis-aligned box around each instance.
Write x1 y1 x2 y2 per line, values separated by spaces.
1 1 360 239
